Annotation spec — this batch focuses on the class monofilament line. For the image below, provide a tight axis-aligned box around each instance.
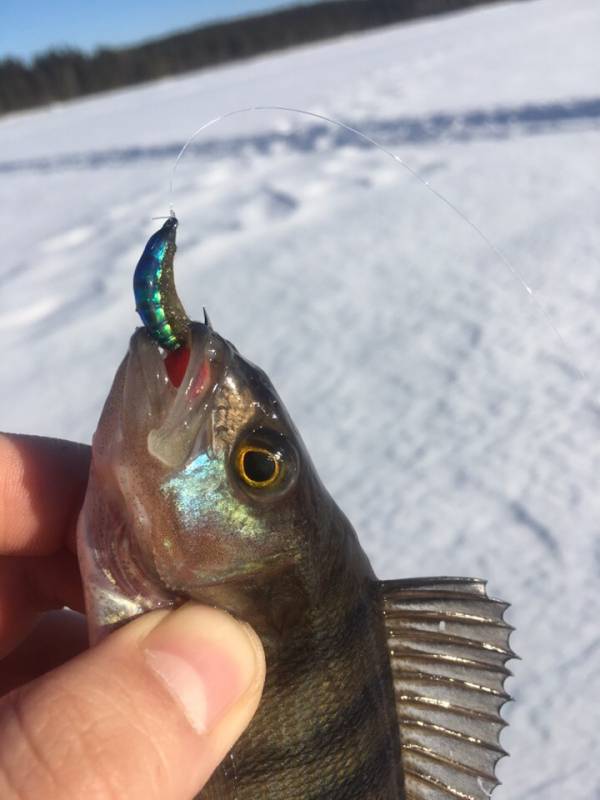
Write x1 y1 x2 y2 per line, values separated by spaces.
168 105 584 379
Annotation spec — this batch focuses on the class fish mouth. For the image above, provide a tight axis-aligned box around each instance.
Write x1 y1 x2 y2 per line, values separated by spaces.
112 322 299 616
126 321 232 469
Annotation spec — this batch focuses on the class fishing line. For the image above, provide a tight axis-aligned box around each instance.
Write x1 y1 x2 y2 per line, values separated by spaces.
167 105 583 378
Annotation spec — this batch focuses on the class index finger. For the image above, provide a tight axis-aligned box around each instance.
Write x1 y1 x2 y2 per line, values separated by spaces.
0 434 91 555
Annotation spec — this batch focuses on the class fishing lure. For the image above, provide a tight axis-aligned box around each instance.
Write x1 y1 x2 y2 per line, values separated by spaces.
133 215 188 352
78 217 515 800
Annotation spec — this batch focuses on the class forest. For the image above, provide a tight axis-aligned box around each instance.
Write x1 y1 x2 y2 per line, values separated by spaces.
1 0 514 115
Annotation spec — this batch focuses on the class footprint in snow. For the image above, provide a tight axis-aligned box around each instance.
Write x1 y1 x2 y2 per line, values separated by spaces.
239 185 299 227
41 224 95 254
0 295 63 332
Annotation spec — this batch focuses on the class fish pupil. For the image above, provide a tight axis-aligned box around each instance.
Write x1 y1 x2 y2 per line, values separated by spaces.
243 450 276 483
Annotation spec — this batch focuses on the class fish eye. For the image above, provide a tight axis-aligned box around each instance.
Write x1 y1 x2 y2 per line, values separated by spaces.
236 445 282 489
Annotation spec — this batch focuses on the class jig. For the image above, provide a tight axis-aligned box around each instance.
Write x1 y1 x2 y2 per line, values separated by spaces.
133 215 190 351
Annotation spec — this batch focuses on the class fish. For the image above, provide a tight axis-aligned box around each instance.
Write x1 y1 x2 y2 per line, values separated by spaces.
77 218 515 800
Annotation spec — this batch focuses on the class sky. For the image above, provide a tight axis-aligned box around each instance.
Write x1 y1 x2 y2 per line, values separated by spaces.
0 0 306 61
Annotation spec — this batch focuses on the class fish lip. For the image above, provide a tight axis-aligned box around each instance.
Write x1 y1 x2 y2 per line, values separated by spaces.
130 326 168 386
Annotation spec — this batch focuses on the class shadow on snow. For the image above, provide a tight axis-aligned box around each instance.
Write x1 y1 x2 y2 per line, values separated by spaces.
2 96 599 175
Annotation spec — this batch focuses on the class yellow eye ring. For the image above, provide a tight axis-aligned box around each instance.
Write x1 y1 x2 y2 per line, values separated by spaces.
235 445 282 489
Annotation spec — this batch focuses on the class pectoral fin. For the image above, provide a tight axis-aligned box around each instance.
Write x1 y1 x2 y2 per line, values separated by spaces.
380 577 515 799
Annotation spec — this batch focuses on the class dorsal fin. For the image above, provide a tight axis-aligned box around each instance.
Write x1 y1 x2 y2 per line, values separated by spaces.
381 577 516 799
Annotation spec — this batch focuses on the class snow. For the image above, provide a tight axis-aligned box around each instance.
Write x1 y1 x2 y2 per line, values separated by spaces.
1 0 600 796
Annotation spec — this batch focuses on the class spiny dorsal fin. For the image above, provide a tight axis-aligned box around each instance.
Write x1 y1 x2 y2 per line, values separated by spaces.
381 577 515 800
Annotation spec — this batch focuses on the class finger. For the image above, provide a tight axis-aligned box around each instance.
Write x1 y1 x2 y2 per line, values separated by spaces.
0 550 84 657
0 434 90 556
0 604 265 800
0 610 88 696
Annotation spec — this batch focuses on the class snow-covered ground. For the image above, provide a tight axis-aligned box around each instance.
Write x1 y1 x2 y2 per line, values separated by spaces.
1 1 600 796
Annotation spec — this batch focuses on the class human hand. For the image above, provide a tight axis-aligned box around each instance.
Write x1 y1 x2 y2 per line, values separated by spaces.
0 433 265 799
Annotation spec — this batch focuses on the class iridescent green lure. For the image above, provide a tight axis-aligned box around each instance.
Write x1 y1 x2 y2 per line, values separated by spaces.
133 216 190 350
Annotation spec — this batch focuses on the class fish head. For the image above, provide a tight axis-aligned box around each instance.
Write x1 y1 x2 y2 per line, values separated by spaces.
79 321 346 643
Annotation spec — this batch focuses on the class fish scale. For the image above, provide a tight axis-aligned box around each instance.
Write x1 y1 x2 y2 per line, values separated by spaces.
199 578 402 799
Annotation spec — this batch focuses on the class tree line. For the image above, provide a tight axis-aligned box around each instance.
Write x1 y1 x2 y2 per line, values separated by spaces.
0 0 515 116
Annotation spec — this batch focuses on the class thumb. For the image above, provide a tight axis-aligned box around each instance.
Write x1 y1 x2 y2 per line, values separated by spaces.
0 604 265 800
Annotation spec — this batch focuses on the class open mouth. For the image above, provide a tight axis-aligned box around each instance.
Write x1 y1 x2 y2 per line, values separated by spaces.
127 321 231 468
130 320 221 398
